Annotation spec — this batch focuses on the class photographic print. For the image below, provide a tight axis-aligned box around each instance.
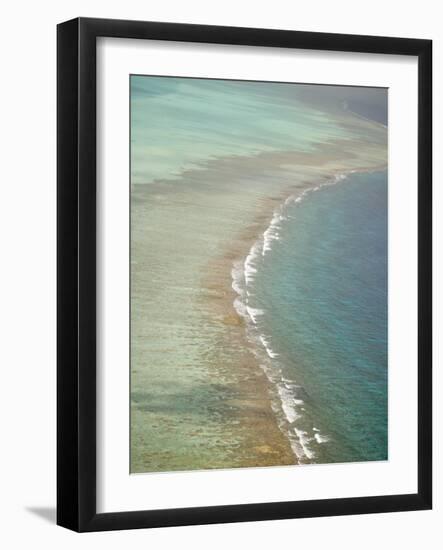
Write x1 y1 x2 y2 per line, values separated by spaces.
57 18 432 531
130 76 388 474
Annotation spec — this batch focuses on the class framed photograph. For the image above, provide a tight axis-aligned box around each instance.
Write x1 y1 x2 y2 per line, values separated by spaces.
57 17 432 531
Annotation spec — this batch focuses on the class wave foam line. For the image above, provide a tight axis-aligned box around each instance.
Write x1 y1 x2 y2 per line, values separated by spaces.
230 173 350 461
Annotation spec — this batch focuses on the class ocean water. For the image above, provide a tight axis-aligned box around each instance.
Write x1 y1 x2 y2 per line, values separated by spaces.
131 76 355 184
236 171 388 464
130 75 388 472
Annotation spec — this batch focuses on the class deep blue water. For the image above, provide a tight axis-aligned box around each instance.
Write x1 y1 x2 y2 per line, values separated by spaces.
251 171 388 464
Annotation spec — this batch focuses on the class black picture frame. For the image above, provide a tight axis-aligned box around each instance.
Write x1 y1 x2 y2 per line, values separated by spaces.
57 17 432 532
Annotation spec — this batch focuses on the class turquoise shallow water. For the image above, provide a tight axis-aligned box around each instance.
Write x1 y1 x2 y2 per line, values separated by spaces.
131 76 353 184
243 171 388 463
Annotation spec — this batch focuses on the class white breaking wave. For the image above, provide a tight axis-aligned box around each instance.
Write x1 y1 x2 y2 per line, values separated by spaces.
293 428 316 460
229 174 350 462
246 306 264 324
259 335 279 358
262 211 283 256
277 385 301 423
314 432 330 444
244 242 261 285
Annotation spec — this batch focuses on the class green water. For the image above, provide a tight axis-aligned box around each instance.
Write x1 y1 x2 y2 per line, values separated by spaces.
131 76 352 184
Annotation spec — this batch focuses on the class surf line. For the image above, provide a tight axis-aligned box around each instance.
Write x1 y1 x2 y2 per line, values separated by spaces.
230 173 350 462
